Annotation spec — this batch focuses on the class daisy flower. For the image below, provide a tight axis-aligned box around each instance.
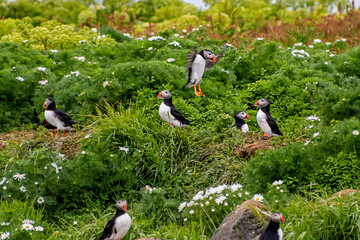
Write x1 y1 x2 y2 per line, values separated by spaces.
353 130 359 136
13 173 26 181
16 76 24 82
103 81 109 87
167 58 176 63
272 180 283 186
22 223 34 231
35 226 44 231
252 193 264 202
20 186 27 192
1 232 10 239
37 197 45 204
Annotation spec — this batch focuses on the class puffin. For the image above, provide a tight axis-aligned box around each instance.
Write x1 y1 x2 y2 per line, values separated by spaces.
157 90 191 128
183 44 227 97
99 199 131 240
232 111 250 133
254 98 282 137
43 97 78 136
259 212 285 240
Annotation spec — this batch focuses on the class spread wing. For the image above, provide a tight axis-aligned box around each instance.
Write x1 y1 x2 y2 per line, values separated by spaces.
186 49 197 72
265 113 282 136
171 106 191 125
54 108 78 127
204 43 227 71
99 215 117 240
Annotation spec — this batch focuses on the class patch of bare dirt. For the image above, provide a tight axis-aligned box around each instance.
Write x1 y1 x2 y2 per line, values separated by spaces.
236 132 284 158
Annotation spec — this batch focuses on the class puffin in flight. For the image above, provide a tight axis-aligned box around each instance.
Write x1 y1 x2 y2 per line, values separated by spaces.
99 199 131 240
259 212 285 240
183 44 226 97
254 98 282 138
43 97 79 136
157 90 191 128
232 111 250 133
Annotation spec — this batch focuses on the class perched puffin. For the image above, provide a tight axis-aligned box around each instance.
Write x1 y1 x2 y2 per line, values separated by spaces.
43 97 78 136
183 44 226 97
232 111 250 133
254 98 282 137
259 212 285 240
157 90 191 128
99 199 131 240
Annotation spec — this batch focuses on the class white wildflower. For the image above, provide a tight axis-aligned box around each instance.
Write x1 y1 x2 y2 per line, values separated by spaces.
0 177 7 185
252 194 264 202
272 180 283 186
37 197 45 204
35 226 44 231
119 147 129 154
39 80 48 85
16 76 24 82
13 173 26 181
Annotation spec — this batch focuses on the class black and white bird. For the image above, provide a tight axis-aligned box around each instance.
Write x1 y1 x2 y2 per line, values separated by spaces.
183 44 226 97
99 199 131 240
232 111 250 133
157 90 191 128
259 212 285 240
254 98 282 138
43 97 78 136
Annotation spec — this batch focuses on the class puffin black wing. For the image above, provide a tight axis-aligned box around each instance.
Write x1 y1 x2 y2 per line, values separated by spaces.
170 106 191 125
204 43 227 71
54 108 78 127
99 215 117 240
265 113 282 136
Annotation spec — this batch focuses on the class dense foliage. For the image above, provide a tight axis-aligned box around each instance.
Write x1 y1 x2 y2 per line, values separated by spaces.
1 1 360 239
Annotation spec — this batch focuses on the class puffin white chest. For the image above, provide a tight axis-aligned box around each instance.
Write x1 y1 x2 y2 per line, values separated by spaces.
277 227 283 240
256 109 272 136
190 55 206 85
44 110 60 128
241 123 249 133
158 102 182 127
110 213 132 239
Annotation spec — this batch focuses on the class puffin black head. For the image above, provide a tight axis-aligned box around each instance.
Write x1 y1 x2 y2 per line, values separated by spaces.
116 199 128 211
270 212 285 223
235 111 250 120
157 90 172 100
43 97 56 109
254 98 270 107
199 49 217 62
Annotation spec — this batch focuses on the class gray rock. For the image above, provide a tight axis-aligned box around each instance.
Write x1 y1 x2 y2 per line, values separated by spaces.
210 200 269 240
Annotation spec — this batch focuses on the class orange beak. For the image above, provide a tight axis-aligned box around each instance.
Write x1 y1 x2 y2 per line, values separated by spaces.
281 215 285 223
212 55 217 63
43 102 47 109
254 100 260 107
157 91 163 99
245 113 250 119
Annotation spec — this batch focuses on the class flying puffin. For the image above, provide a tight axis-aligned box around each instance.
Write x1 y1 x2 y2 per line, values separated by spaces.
99 199 131 240
254 98 282 138
259 212 285 240
157 90 191 128
43 97 78 136
232 111 250 133
183 44 227 97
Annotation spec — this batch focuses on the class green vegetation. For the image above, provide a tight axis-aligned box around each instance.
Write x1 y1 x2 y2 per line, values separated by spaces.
1 0 360 239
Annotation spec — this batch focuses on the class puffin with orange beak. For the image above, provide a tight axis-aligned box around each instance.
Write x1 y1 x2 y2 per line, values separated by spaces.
232 111 250 133
254 98 282 138
183 44 227 97
157 90 191 128
259 212 285 240
99 199 131 240
43 97 78 136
